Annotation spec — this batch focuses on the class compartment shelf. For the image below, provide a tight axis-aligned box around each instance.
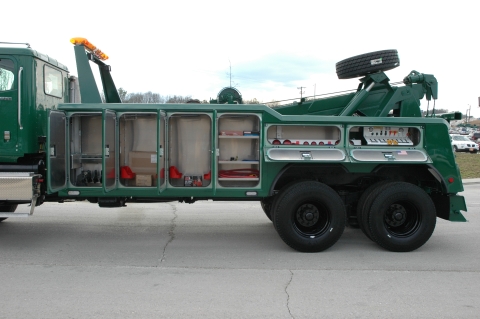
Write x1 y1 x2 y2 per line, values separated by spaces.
217 113 261 187
218 160 259 164
218 177 259 181
80 155 103 161
219 135 259 139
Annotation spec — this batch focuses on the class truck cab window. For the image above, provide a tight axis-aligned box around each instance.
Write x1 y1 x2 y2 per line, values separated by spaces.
44 65 62 98
0 59 14 91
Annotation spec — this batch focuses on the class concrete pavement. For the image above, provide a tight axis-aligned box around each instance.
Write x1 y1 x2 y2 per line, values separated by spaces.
1 184 479 318
462 178 480 184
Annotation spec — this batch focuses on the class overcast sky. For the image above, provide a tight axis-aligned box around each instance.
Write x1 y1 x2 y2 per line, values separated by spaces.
4 0 480 117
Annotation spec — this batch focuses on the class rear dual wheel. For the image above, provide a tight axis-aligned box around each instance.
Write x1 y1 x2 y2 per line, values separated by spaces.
358 182 436 252
356 181 392 240
273 181 345 252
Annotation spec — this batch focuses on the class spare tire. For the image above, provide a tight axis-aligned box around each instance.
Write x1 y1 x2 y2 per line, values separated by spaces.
336 49 400 79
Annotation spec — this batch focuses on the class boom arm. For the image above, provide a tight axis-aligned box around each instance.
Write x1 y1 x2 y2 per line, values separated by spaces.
403 70 438 101
71 38 121 103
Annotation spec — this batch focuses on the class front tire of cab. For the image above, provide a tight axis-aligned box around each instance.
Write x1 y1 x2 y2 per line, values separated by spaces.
273 181 346 252
0 204 18 222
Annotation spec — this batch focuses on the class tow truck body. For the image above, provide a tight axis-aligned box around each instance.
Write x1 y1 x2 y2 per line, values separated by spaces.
0 39 467 252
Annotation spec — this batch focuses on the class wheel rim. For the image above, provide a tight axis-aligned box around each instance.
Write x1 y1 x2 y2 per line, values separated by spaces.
383 201 421 237
293 202 330 238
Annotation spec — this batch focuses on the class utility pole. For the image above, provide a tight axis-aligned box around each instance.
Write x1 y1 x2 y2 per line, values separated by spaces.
313 84 316 100
297 86 305 100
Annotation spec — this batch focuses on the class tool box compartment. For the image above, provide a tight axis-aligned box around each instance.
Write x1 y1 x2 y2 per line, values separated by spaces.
168 113 212 187
69 113 103 187
217 114 261 188
118 113 163 187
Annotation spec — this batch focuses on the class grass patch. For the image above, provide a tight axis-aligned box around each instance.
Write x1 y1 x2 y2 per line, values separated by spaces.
454 152 480 179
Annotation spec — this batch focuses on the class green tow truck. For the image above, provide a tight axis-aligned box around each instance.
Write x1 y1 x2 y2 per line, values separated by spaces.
0 38 467 252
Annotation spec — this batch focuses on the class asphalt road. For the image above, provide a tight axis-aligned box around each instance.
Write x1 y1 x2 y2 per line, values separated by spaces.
1 185 479 318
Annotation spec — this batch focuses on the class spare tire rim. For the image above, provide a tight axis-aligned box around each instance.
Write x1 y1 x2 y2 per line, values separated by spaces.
383 201 421 237
293 203 330 238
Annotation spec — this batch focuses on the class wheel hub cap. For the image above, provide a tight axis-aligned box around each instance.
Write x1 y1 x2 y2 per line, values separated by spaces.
296 204 320 227
385 204 407 227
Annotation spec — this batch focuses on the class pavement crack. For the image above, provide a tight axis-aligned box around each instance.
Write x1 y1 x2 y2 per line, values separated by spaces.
285 269 294 319
160 203 178 264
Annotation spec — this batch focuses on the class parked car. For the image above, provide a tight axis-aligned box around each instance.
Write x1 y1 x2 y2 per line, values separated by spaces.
468 131 480 142
450 134 479 153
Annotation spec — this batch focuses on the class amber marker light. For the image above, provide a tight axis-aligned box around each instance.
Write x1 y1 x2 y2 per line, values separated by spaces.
70 37 109 60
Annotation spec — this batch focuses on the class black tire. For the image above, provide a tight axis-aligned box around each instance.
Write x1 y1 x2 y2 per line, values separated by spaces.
0 204 17 222
357 181 394 241
260 198 273 221
273 181 346 252
270 180 310 229
336 50 400 79
453 146 458 152
368 182 436 252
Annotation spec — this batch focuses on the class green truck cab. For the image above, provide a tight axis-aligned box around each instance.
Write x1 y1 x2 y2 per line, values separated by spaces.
0 39 467 252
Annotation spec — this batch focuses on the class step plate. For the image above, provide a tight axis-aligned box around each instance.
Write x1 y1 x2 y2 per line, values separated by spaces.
0 173 40 201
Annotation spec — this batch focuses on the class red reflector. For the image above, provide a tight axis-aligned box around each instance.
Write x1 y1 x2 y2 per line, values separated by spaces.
448 177 454 183
38 179 44 183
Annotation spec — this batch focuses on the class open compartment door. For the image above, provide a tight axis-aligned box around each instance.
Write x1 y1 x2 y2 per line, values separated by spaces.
47 110 67 193
158 111 166 192
103 110 117 192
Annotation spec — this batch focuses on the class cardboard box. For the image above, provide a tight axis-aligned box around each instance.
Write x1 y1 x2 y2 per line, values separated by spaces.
128 151 157 174
135 174 153 187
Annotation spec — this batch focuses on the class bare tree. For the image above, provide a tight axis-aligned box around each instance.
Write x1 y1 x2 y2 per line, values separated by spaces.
265 100 279 108
143 91 164 103
114 88 208 104
118 87 127 102
119 91 167 103
244 98 260 104
165 95 193 103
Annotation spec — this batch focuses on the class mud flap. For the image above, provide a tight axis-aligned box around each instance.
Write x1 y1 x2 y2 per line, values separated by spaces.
431 193 467 222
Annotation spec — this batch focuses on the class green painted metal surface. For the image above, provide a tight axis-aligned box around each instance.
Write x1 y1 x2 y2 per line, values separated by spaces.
0 42 467 221
73 45 102 103
0 47 69 163
449 195 467 222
